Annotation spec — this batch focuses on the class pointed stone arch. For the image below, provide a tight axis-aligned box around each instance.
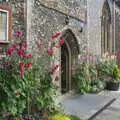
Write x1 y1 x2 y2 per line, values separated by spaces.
60 28 80 93
101 0 111 54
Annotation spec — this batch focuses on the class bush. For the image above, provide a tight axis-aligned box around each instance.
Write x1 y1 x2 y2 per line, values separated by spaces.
90 78 106 93
0 40 33 116
51 114 71 120
74 62 106 94
70 115 81 120
50 114 81 120
74 52 111 94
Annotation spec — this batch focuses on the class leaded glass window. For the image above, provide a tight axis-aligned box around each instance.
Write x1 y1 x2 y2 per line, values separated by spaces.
0 9 8 41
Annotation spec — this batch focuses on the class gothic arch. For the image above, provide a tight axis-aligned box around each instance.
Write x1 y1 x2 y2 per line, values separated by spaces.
62 29 80 54
101 0 111 54
61 28 79 93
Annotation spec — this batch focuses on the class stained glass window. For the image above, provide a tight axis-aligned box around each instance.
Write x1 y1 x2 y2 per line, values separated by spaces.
0 9 8 41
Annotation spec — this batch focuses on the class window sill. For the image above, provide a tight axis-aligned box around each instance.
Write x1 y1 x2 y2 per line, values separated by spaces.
0 41 9 44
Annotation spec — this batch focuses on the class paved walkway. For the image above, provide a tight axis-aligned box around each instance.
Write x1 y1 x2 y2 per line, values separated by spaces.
61 90 120 120
93 90 120 120
61 92 115 120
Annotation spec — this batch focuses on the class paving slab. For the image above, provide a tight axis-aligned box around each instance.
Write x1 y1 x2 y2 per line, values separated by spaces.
98 90 120 99
61 93 115 120
93 96 120 120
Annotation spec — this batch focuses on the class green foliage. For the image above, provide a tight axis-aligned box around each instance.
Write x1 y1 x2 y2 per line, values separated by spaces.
113 65 120 78
51 114 71 120
90 78 106 93
74 58 109 94
98 57 116 77
74 62 106 94
98 54 120 83
12 116 24 120
74 53 120 93
50 114 81 120
31 55 59 116
70 115 81 120
29 39 60 117
74 62 91 94
0 41 33 116
0 116 4 120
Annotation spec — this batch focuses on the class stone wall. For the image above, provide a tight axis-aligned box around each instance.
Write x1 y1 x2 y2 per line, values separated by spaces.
0 0 26 55
26 0 88 90
0 0 26 41
87 0 114 55
27 0 87 53
115 5 120 53
87 0 104 55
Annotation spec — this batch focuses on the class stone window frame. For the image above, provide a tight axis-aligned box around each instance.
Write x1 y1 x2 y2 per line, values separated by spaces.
0 5 12 44
101 1 111 54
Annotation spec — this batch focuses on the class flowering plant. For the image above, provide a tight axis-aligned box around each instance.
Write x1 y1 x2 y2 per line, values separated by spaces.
27 32 65 118
98 53 117 77
0 30 65 119
0 30 33 116
99 53 120 83
108 65 120 83
51 114 71 120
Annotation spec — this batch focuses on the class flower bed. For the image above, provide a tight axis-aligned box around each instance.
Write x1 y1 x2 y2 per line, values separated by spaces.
0 30 65 119
73 52 120 94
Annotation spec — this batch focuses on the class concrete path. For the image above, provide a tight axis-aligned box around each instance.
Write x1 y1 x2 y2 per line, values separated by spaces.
93 90 120 120
61 93 115 120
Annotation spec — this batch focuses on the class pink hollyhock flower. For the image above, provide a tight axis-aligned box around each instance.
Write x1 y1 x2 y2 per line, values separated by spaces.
6 47 15 55
55 43 60 48
24 43 27 49
26 63 32 70
25 53 32 59
59 38 65 46
116 54 120 60
55 64 60 69
15 30 23 37
18 49 25 57
108 77 112 80
12 44 18 49
52 64 60 73
55 76 59 81
52 68 56 73
20 41 27 49
17 40 23 45
47 49 54 55
51 32 61 39
15 92 20 97
19 63 25 77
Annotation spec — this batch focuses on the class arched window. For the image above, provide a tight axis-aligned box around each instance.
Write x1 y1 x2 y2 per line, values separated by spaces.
101 0 111 54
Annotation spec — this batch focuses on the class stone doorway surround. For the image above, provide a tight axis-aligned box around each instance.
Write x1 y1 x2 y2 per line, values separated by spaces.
60 28 79 93
51 26 81 94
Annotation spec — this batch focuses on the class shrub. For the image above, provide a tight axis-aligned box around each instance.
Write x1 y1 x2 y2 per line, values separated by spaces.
74 51 108 94
0 40 33 116
51 114 71 120
70 115 81 120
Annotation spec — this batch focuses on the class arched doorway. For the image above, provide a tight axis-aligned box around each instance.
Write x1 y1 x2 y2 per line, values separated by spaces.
61 29 79 93
61 43 70 93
